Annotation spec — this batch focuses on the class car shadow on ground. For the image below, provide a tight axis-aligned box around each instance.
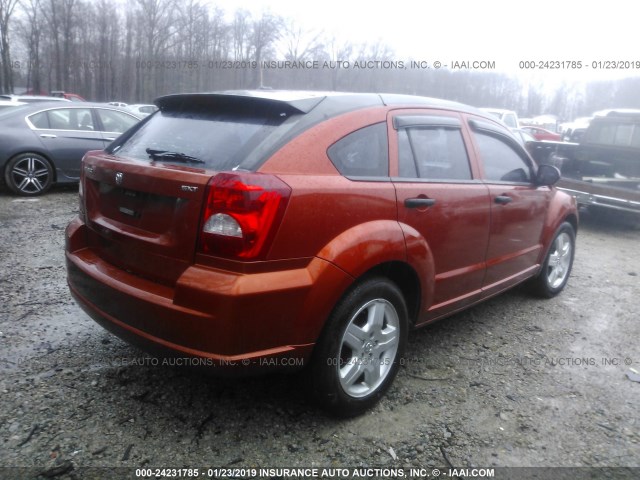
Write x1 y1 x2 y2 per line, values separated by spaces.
89 334 332 424
86 293 502 427
578 206 640 234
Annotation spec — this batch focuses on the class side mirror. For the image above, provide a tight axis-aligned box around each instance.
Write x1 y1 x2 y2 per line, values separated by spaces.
536 164 561 186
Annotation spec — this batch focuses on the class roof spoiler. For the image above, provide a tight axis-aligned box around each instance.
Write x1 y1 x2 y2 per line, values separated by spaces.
155 92 327 115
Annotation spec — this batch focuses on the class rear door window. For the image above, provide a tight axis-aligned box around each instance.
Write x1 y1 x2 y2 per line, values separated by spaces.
29 108 94 131
397 126 471 181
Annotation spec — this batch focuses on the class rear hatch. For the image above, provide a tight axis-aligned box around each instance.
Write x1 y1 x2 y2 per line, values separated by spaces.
81 93 317 285
82 155 212 284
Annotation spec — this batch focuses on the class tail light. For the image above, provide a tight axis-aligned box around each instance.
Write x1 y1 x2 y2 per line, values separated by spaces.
198 172 291 260
78 162 86 223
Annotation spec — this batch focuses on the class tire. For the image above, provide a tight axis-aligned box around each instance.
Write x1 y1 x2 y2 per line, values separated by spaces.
530 222 575 298
308 277 408 417
4 153 54 196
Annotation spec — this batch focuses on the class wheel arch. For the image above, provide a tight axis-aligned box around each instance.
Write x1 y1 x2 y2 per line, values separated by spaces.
314 219 434 327
354 261 422 325
564 212 578 234
529 219 576 297
539 190 579 264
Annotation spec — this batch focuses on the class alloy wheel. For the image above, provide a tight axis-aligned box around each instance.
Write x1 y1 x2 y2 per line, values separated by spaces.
338 298 400 398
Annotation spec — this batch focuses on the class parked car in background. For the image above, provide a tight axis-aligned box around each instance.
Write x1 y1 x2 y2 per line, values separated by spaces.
479 107 519 128
125 103 158 117
521 125 562 141
562 126 588 143
0 94 71 103
0 99 26 111
0 103 141 195
528 109 640 214
66 90 578 416
560 117 592 142
51 91 86 102
512 127 537 146
108 101 128 108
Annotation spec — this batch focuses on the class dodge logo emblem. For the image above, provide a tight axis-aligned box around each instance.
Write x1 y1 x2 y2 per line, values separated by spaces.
115 172 123 185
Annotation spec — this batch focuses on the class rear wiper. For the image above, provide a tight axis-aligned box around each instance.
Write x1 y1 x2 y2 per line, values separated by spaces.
146 148 205 164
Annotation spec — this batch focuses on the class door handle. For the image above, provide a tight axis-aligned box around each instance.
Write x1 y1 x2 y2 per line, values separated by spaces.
40 134 57 139
405 197 436 208
495 195 512 204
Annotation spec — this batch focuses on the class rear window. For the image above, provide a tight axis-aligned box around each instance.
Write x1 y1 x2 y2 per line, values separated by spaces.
112 109 287 171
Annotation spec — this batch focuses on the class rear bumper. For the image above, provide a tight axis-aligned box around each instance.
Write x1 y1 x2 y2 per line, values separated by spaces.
65 218 353 373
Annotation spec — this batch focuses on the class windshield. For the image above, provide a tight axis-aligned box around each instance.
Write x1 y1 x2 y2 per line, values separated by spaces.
113 109 286 171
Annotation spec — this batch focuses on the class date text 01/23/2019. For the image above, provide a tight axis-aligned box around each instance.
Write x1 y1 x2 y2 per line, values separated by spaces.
133 467 497 478
518 60 640 70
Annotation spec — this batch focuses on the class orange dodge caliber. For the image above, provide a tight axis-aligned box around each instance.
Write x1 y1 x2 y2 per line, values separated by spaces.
66 91 578 416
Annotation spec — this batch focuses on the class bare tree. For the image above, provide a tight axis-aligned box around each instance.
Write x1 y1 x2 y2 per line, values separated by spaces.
176 0 208 59
16 0 43 94
134 0 177 97
59 0 78 90
135 0 176 58
325 36 354 91
206 6 230 61
281 21 324 62
249 13 283 87
4 0 621 118
0 0 20 92
41 0 63 90
82 0 123 101
249 13 282 62
232 9 250 62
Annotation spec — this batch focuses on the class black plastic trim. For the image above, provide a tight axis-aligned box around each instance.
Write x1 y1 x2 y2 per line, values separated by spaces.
393 115 461 130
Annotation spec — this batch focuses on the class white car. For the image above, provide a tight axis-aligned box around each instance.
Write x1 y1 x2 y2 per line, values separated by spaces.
0 94 71 104
479 108 519 129
0 99 26 111
126 104 158 118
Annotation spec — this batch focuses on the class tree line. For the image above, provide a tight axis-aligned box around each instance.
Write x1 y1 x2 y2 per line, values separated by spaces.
1 0 639 121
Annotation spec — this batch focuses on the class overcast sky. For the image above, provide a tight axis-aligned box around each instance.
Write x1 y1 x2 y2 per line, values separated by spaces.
222 0 638 82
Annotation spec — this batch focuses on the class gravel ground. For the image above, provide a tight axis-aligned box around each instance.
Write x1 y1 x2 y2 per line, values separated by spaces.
0 187 639 480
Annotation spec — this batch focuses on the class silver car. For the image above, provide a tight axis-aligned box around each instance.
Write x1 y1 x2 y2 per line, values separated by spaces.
0 102 141 195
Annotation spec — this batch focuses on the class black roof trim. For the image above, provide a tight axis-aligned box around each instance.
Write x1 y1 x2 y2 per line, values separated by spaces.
469 118 506 135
